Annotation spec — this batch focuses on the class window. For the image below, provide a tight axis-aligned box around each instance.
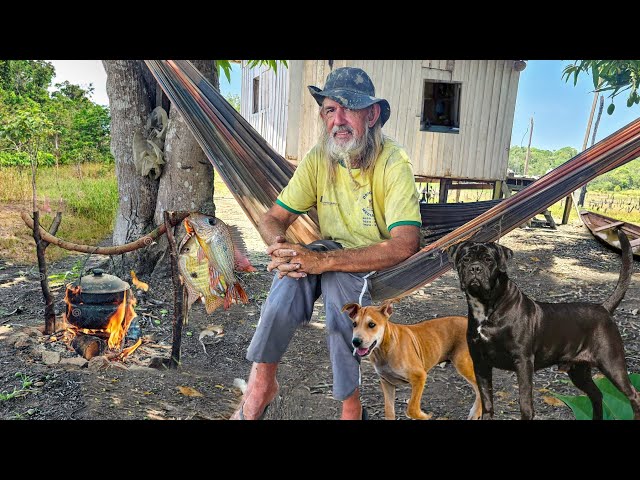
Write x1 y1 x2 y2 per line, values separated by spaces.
252 76 260 114
420 81 461 133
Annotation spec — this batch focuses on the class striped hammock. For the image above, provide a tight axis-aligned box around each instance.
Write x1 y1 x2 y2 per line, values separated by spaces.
145 60 640 301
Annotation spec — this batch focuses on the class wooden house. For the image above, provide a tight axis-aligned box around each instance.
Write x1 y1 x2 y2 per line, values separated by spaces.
240 60 526 202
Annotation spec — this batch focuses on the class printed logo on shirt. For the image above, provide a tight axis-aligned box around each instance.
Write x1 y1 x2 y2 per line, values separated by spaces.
361 191 374 227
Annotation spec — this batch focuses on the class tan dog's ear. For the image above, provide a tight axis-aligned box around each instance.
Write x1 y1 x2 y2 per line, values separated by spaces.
380 299 396 316
342 303 361 319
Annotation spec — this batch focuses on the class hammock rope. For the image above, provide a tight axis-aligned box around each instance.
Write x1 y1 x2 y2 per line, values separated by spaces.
145 60 640 301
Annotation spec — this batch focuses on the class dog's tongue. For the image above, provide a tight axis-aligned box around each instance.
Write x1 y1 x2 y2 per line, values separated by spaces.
356 347 369 356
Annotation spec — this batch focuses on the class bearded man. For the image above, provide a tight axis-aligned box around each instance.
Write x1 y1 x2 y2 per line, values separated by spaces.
231 67 422 420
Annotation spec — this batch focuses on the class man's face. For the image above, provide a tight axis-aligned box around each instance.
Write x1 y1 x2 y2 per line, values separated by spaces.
320 98 373 151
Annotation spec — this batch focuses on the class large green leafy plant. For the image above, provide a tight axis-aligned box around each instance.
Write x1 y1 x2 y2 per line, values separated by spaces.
562 60 640 115
551 373 640 420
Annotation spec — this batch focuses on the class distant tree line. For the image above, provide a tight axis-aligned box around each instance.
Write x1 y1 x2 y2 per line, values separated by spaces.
509 145 640 192
0 60 112 167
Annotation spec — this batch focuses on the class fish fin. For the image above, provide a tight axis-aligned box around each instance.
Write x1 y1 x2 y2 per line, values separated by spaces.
184 284 200 309
230 282 249 306
208 266 225 292
223 289 233 310
227 224 257 272
197 243 207 263
183 218 195 235
233 249 257 272
205 295 224 314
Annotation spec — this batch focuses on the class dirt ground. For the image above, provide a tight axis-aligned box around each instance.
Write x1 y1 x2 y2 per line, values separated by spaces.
1 196 639 421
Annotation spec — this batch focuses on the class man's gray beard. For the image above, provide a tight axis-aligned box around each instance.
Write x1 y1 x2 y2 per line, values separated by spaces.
324 124 370 166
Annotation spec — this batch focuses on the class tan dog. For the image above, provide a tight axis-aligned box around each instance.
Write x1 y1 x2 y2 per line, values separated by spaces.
342 300 482 420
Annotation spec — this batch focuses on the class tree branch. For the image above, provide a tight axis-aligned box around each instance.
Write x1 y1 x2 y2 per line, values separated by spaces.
21 210 191 255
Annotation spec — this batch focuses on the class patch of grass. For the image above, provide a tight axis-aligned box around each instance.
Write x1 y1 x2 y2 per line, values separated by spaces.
0 166 32 203
582 190 640 224
47 258 83 287
0 163 117 264
0 372 35 402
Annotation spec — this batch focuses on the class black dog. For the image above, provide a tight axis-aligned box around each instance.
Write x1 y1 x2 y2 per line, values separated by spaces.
448 230 640 420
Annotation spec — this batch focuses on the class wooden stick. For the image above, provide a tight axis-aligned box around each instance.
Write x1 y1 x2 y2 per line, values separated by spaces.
42 211 63 249
32 210 57 334
21 211 190 255
164 211 185 369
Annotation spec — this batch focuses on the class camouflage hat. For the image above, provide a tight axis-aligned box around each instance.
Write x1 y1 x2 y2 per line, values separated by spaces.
308 67 391 126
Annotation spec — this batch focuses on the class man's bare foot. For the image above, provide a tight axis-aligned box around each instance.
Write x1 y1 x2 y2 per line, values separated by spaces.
230 383 279 420
340 388 362 420
230 363 279 420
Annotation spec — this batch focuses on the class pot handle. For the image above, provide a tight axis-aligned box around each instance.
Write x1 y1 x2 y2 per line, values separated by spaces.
76 249 100 289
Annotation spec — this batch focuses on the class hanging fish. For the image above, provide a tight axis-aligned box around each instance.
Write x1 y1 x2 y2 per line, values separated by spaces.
178 233 225 314
184 213 255 309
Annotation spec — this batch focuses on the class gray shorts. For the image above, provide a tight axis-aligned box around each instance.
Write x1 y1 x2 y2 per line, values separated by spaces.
246 270 373 401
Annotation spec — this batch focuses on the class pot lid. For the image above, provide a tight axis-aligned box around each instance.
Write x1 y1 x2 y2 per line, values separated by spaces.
72 268 130 294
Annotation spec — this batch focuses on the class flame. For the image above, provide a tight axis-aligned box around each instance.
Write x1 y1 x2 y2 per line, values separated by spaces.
130 270 149 292
66 284 82 295
118 338 142 360
104 291 138 350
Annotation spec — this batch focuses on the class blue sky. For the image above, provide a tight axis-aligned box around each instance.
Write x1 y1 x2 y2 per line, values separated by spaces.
50 60 640 152
511 60 640 152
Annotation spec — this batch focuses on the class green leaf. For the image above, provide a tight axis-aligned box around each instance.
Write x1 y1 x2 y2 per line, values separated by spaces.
592 64 600 90
607 103 616 115
550 373 640 420
594 376 634 419
216 60 232 84
550 392 593 419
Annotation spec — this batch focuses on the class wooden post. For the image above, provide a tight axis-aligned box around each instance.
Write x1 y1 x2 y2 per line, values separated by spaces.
524 116 534 176
579 95 605 207
164 211 185 369
563 89 600 224
439 178 450 204
493 180 503 200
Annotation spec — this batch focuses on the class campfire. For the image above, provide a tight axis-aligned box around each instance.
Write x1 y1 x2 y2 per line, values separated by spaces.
63 269 142 361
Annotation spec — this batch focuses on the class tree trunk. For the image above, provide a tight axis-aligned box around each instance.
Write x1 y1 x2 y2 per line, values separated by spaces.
154 60 217 224
103 60 159 273
150 60 218 274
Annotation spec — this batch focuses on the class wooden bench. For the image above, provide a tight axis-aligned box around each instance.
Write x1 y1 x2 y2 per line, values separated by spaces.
501 181 557 229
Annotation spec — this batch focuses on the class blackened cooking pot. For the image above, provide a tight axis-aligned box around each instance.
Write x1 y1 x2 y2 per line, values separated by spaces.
65 268 131 329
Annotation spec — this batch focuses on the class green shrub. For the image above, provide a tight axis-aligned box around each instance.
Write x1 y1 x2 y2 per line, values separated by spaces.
0 151 29 166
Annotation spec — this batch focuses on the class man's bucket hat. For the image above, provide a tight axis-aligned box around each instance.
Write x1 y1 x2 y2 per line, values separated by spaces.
308 67 391 126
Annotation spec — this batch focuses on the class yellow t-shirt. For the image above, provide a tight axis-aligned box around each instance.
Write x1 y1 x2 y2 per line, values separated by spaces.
277 138 421 249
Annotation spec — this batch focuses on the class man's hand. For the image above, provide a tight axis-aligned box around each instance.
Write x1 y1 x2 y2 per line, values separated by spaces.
266 235 307 279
